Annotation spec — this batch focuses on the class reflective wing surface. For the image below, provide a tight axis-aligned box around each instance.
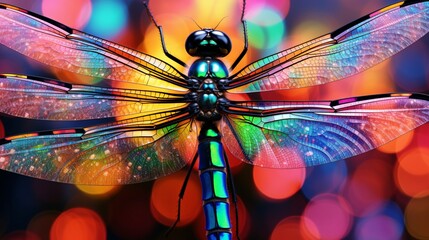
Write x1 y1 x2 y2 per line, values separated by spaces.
0 4 188 91
228 0 429 92
0 74 188 122
0 120 197 185
0 74 197 184
221 94 429 168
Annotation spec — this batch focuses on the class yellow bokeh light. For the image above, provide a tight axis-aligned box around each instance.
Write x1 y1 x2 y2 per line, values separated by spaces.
75 185 119 196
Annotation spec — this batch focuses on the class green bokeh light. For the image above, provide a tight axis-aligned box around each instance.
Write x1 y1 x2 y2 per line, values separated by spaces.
247 7 285 50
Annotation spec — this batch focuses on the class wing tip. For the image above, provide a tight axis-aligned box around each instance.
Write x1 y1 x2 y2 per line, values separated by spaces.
331 93 429 107
331 0 428 39
0 2 73 34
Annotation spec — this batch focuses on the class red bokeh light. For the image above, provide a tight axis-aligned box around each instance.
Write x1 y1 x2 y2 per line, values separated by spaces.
50 208 106 240
253 166 306 200
150 171 201 226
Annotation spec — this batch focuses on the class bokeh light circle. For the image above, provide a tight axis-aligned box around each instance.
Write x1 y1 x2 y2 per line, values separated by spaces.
270 216 317 240
253 166 305 200
75 184 119 196
356 215 402 240
392 42 429 92
150 171 201 226
395 146 429 198
302 161 347 199
247 7 285 49
405 196 429 239
42 0 92 28
50 208 106 240
141 14 192 68
378 129 414 154
354 201 404 240
303 193 353 239
84 0 128 39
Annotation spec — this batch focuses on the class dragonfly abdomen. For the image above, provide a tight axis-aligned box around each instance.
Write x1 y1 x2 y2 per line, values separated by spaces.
198 122 232 240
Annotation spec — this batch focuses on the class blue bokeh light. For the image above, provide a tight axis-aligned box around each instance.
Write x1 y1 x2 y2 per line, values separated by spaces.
84 0 128 39
302 161 348 199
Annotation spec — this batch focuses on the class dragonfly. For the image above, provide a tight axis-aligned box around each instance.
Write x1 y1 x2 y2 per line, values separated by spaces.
1 0 429 239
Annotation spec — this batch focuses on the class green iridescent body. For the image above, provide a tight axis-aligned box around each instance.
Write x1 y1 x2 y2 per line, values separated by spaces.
189 59 228 121
189 58 232 239
198 123 231 240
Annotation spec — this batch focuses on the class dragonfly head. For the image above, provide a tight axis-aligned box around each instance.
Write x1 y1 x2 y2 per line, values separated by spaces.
185 29 231 57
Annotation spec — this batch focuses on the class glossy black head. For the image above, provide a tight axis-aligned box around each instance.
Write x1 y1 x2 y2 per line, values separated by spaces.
185 29 232 57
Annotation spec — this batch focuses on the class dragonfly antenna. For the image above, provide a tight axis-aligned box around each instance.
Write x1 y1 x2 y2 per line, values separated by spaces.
190 18 203 30
213 16 228 30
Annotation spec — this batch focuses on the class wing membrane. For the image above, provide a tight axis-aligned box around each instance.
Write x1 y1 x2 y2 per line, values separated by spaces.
0 120 198 184
221 93 429 168
229 1 429 92
0 74 189 124
0 4 187 91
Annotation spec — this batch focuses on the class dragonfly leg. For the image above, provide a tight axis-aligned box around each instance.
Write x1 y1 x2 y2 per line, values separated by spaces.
224 151 241 240
165 152 198 237
143 2 188 67
229 0 248 71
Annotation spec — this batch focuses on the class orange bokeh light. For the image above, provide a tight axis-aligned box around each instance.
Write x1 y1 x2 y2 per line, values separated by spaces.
75 185 119 196
253 166 306 200
378 129 414 154
150 171 201 226
50 208 106 240
395 146 429 198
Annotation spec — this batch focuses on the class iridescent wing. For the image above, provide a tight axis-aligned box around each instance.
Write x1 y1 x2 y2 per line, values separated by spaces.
221 94 429 168
0 74 198 184
228 0 429 93
0 3 187 91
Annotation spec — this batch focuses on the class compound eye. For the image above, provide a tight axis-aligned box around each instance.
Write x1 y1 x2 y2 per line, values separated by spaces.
194 30 206 36
211 30 224 36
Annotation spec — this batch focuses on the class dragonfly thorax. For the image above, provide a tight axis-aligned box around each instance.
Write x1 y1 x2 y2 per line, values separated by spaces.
188 58 229 121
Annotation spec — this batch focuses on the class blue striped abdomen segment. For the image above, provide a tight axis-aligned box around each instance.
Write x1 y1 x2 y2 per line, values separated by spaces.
198 123 231 240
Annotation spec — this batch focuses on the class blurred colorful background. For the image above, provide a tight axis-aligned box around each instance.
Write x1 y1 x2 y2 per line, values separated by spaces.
1 0 429 239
